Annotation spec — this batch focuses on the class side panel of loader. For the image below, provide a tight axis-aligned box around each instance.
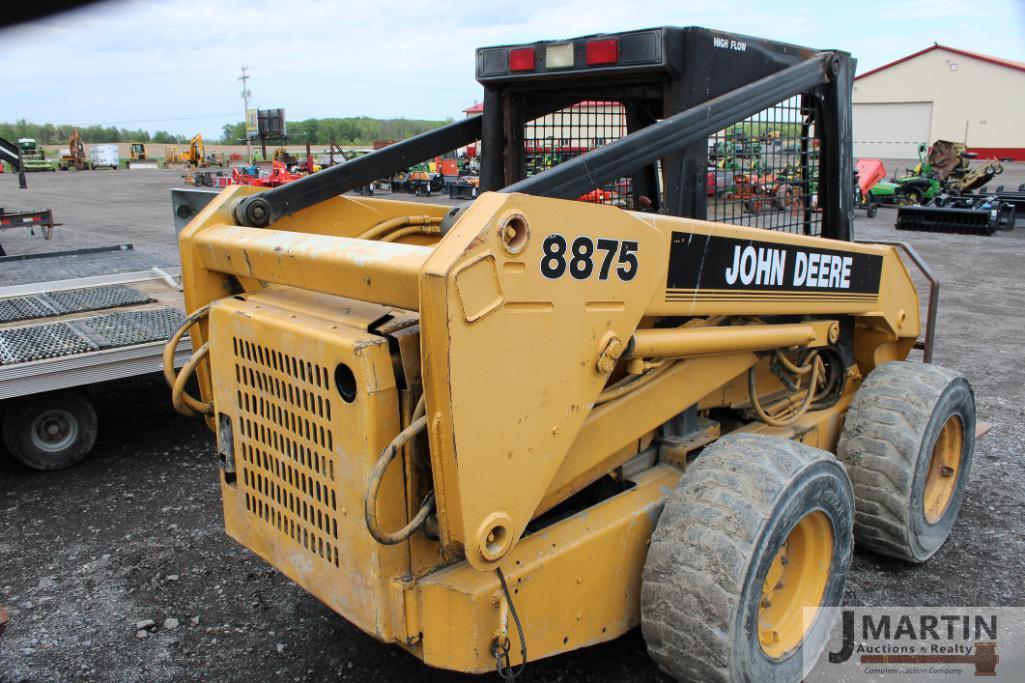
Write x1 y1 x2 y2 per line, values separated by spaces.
208 291 415 642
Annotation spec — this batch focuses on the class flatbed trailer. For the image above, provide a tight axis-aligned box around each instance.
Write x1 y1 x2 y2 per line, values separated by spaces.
0 246 189 469
0 208 61 255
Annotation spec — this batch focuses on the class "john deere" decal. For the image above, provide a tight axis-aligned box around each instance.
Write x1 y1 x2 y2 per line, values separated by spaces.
665 233 883 301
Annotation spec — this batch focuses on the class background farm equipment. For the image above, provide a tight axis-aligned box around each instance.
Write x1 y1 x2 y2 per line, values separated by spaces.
185 169 229 187
944 157 1003 193
890 141 1014 234
985 183 1025 215
58 129 91 171
249 160 304 187
897 193 1016 235
868 142 941 205
729 167 809 214
854 158 885 217
17 138 55 172
448 175 479 199
728 171 780 212
406 165 443 195
127 142 159 170
868 171 940 205
391 163 444 196
168 135 223 169
868 140 1003 208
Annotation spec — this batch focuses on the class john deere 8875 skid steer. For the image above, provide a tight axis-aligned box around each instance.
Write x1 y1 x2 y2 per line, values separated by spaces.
167 26 974 682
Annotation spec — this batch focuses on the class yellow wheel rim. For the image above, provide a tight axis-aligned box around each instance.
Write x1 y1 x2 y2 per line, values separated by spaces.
758 511 833 659
923 415 963 524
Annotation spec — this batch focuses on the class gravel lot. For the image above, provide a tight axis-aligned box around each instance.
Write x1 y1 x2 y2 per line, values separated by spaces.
0 167 1023 682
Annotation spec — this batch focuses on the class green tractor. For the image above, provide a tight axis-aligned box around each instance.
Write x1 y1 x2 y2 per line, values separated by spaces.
17 138 56 172
867 143 941 205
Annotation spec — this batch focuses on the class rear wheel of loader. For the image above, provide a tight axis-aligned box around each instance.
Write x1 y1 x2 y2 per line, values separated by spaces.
837 361 975 563
641 434 854 683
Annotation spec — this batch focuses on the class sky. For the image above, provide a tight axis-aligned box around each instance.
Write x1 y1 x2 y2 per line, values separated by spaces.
1 0 1023 139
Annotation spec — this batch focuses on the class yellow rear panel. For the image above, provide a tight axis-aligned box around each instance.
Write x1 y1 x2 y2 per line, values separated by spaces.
208 289 411 642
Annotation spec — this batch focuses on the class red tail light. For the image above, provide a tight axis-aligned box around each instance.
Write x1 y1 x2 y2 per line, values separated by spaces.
509 47 536 72
586 39 618 65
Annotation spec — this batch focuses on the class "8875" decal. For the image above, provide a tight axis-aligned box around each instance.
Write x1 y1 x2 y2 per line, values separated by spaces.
540 234 639 282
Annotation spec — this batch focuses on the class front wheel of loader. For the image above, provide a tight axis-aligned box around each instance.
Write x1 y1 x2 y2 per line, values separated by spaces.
641 434 854 683
837 361 975 563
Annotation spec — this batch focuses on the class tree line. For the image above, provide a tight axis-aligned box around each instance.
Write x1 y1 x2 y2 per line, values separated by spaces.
1 116 452 147
219 116 452 146
0 120 187 145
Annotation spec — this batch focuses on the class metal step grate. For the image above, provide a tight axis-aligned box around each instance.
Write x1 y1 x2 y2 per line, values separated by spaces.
0 284 153 324
0 307 183 366
0 323 95 365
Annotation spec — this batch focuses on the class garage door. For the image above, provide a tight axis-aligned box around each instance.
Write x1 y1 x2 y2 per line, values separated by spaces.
853 102 932 159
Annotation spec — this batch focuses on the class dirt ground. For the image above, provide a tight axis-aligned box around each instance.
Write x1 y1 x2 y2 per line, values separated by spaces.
0 167 1023 682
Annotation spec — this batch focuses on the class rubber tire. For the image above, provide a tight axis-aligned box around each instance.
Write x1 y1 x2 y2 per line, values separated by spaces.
867 204 878 218
836 361 975 563
2 390 98 471
641 434 854 683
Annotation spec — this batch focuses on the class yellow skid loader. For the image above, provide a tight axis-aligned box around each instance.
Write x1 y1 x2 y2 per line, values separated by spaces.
167 27 973 682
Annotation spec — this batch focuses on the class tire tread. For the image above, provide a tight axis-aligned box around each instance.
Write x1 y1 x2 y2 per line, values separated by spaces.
641 433 845 682
836 361 964 562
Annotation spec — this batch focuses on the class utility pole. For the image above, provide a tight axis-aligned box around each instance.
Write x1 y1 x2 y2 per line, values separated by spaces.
240 66 252 163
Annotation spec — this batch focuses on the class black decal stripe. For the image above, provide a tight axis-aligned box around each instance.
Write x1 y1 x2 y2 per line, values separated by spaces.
667 289 877 298
668 297 877 301
666 290 878 299
667 287 878 294
665 296 877 301
666 232 884 295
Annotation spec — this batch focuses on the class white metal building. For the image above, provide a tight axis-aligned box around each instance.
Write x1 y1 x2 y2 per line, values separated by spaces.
852 44 1025 160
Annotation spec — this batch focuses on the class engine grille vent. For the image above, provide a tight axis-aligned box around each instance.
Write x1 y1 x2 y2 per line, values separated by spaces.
233 336 340 568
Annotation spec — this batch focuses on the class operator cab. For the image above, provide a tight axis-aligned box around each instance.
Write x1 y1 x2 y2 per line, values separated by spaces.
472 26 853 240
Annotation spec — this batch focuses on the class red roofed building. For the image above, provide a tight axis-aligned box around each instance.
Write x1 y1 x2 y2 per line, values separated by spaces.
852 44 1025 160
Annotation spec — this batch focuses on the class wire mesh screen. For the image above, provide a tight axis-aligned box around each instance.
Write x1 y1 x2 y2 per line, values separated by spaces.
523 101 633 208
707 95 822 235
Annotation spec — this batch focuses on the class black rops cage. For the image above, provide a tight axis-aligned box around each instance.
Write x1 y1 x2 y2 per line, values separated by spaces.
477 27 854 240
232 27 854 242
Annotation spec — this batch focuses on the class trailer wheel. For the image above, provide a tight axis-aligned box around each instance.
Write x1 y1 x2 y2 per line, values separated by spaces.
837 361 975 563
641 434 854 683
2 390 99 471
